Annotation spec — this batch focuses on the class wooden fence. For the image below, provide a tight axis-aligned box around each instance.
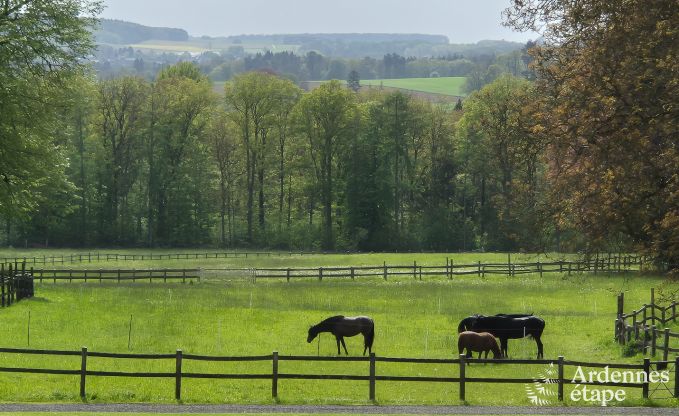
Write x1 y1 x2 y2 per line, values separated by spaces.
0 251 293 265
208 255 645 281
615 289 679 362
27 255 643 284
31 268 200 283
0 347 675 401
0 252 645 268
0 263 34 307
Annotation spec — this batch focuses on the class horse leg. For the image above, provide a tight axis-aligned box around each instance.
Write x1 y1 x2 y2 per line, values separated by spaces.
500 338 508 358
535 335 544 359
335 336 341 355
340 337 349 355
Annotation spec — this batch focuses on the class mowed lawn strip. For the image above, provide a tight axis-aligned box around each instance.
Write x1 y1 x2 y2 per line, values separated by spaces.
0 266 673 406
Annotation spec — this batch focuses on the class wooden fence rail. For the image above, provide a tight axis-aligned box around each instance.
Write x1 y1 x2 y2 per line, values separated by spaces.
0 252 646 267
207 255 645 281
29 256 645 285
0 347 674 401
0 251 287 265
31 269 200 283
615 289 679 362
0 263 34 307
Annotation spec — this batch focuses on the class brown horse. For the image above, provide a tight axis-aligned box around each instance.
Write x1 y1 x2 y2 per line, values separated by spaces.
307 315 375 355
458 331 502 360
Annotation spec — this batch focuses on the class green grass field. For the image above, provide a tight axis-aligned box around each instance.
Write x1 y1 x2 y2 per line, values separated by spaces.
1 250 675 407
359 77 466 96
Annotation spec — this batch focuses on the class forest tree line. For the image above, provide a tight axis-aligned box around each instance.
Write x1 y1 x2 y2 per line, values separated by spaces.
1 1 677 268
3 63 547 252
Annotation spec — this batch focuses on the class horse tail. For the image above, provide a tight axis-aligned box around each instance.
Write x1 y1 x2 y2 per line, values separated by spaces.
365 323 375 349
457 319 467 333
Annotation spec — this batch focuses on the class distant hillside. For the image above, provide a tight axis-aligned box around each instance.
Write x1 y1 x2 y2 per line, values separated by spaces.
95 19 189 45
229 33 450 45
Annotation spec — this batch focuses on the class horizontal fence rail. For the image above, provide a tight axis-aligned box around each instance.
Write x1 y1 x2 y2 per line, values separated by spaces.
31 268 200 283
616 289 679 362
206 255 645 281
0 347 674 402
30 255 644 284
0 252 647 266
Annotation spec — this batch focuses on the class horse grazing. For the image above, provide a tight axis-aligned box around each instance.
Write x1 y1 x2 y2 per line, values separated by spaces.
458 331 502 360
458 313 545 359
307 315 374 355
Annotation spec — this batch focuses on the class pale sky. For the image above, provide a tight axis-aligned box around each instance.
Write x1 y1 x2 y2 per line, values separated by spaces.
100 0 537 44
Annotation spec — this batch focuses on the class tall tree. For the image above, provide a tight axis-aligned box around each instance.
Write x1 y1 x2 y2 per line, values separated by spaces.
95 76 148 243
505 0 679 264
0 0 101 235
458 75 545 249
295 80 356 250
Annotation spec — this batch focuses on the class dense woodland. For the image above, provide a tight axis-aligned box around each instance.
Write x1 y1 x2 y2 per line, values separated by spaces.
1 1 677 268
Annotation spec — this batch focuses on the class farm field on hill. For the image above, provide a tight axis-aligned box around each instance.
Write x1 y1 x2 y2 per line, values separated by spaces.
0 255 674 406
129 39 300 54
359 77 466 96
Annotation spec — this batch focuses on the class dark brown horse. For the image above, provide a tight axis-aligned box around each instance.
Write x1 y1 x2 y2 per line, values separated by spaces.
458 331 502 360
307 315 375 355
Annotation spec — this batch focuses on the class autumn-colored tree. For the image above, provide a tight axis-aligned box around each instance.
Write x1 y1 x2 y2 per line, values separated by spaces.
505 0 679 267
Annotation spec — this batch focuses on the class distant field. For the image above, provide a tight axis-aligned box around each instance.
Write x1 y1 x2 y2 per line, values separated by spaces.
130 39 300 55
359 77 466 96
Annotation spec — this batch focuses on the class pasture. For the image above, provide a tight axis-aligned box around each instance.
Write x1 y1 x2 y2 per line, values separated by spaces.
358 77 466 97
0 251 675 406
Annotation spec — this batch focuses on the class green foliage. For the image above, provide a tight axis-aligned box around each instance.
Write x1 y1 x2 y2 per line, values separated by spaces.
0 0 101 236
505 0 679 265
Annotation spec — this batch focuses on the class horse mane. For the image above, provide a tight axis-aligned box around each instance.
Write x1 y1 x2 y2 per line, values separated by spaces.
320 315 345 325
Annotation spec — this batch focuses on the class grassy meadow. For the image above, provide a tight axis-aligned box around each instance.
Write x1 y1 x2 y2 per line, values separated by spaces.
1 250 676 406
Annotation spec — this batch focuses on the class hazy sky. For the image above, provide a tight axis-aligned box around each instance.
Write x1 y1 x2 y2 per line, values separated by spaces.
100 0 538 43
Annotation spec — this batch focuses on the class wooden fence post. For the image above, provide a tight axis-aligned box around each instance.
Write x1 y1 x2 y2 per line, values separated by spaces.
642 358 650 399
663 328 670 362
80 347 87 399
383 262 387 281
477 261 481 277
507 253 511 276
558 356 564 402
350 267 354 280
175 349 183 401
413 261 417 280
449 259 454 280
272 351 278 398
643 325 649 353
459 354 466 401
651 325 657 357
286 269 290 282
675 356 679 398
319 267 323 281
369 352 376 401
